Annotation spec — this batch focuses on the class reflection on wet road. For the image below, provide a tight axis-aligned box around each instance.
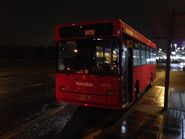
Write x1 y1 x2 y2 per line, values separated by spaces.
95 86 164 139
169 89 185 111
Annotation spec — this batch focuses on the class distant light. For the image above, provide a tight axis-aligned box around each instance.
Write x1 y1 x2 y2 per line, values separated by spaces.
171 52 176 55
174 43 177 47
97 38 103 41
162 56 167 59
182 56 185 60
180 63 185 69
73 49 78 53
146 59 150 63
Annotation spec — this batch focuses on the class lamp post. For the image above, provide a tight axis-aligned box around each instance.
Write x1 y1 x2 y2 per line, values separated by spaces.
163 9 173 111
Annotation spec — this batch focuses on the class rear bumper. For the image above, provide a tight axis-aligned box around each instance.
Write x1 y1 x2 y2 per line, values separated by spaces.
56 91 122 110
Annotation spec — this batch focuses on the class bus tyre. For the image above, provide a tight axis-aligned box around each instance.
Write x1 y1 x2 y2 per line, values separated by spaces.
135 81 139 101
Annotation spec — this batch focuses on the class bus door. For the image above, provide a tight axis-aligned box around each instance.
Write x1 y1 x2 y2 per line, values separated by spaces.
121 38 134 106
126 39 134 102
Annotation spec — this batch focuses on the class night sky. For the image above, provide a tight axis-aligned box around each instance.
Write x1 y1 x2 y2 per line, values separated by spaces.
0 0 185 46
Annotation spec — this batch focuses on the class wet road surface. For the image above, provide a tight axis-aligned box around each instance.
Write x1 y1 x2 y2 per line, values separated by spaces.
0 64 56 135
58 107 126 139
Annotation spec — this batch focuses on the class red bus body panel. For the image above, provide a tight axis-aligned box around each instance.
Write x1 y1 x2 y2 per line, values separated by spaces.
133 64 156 97
56 74 122 109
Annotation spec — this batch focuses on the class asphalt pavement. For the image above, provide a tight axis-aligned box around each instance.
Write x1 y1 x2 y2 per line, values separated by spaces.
0 64 56 136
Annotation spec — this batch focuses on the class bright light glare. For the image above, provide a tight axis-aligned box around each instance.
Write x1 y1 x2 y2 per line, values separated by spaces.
182 56 185 60
180 63 185 69
113 50 117 54
171 52 176 55
73 49 78 53
97 38 103 41
163 56 167 59
121 120 127 134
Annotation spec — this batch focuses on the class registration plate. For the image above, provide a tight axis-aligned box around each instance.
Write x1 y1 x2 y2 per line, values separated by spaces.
77 94 92 101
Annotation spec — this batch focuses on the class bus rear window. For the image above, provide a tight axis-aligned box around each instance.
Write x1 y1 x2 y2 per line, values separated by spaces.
57 38 120 76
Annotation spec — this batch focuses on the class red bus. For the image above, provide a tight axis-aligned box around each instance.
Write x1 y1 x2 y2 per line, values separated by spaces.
55 19 156 109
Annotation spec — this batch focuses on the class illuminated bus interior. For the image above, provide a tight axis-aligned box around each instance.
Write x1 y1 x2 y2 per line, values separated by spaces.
58 38 120 76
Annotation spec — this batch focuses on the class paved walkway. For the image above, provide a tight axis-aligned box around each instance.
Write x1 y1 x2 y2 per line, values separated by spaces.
98 86 184 139
163 88 185 139
119 86 165 139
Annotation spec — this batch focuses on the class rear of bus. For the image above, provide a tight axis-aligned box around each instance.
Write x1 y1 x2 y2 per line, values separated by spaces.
55 20 123 109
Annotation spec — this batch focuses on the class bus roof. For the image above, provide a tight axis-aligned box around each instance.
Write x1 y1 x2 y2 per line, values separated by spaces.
118 19 156 49
55 19 156 49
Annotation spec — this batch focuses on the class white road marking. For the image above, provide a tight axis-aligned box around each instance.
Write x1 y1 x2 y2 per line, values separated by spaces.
0 83 44 95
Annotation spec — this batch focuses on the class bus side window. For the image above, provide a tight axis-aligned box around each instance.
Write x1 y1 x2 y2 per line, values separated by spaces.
149 48 153 64
112 48 119 66
146 46 150 64
140 44 146 65
133 42 141 66
152 48 156 64
104 48 111 64
96 46 104 66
